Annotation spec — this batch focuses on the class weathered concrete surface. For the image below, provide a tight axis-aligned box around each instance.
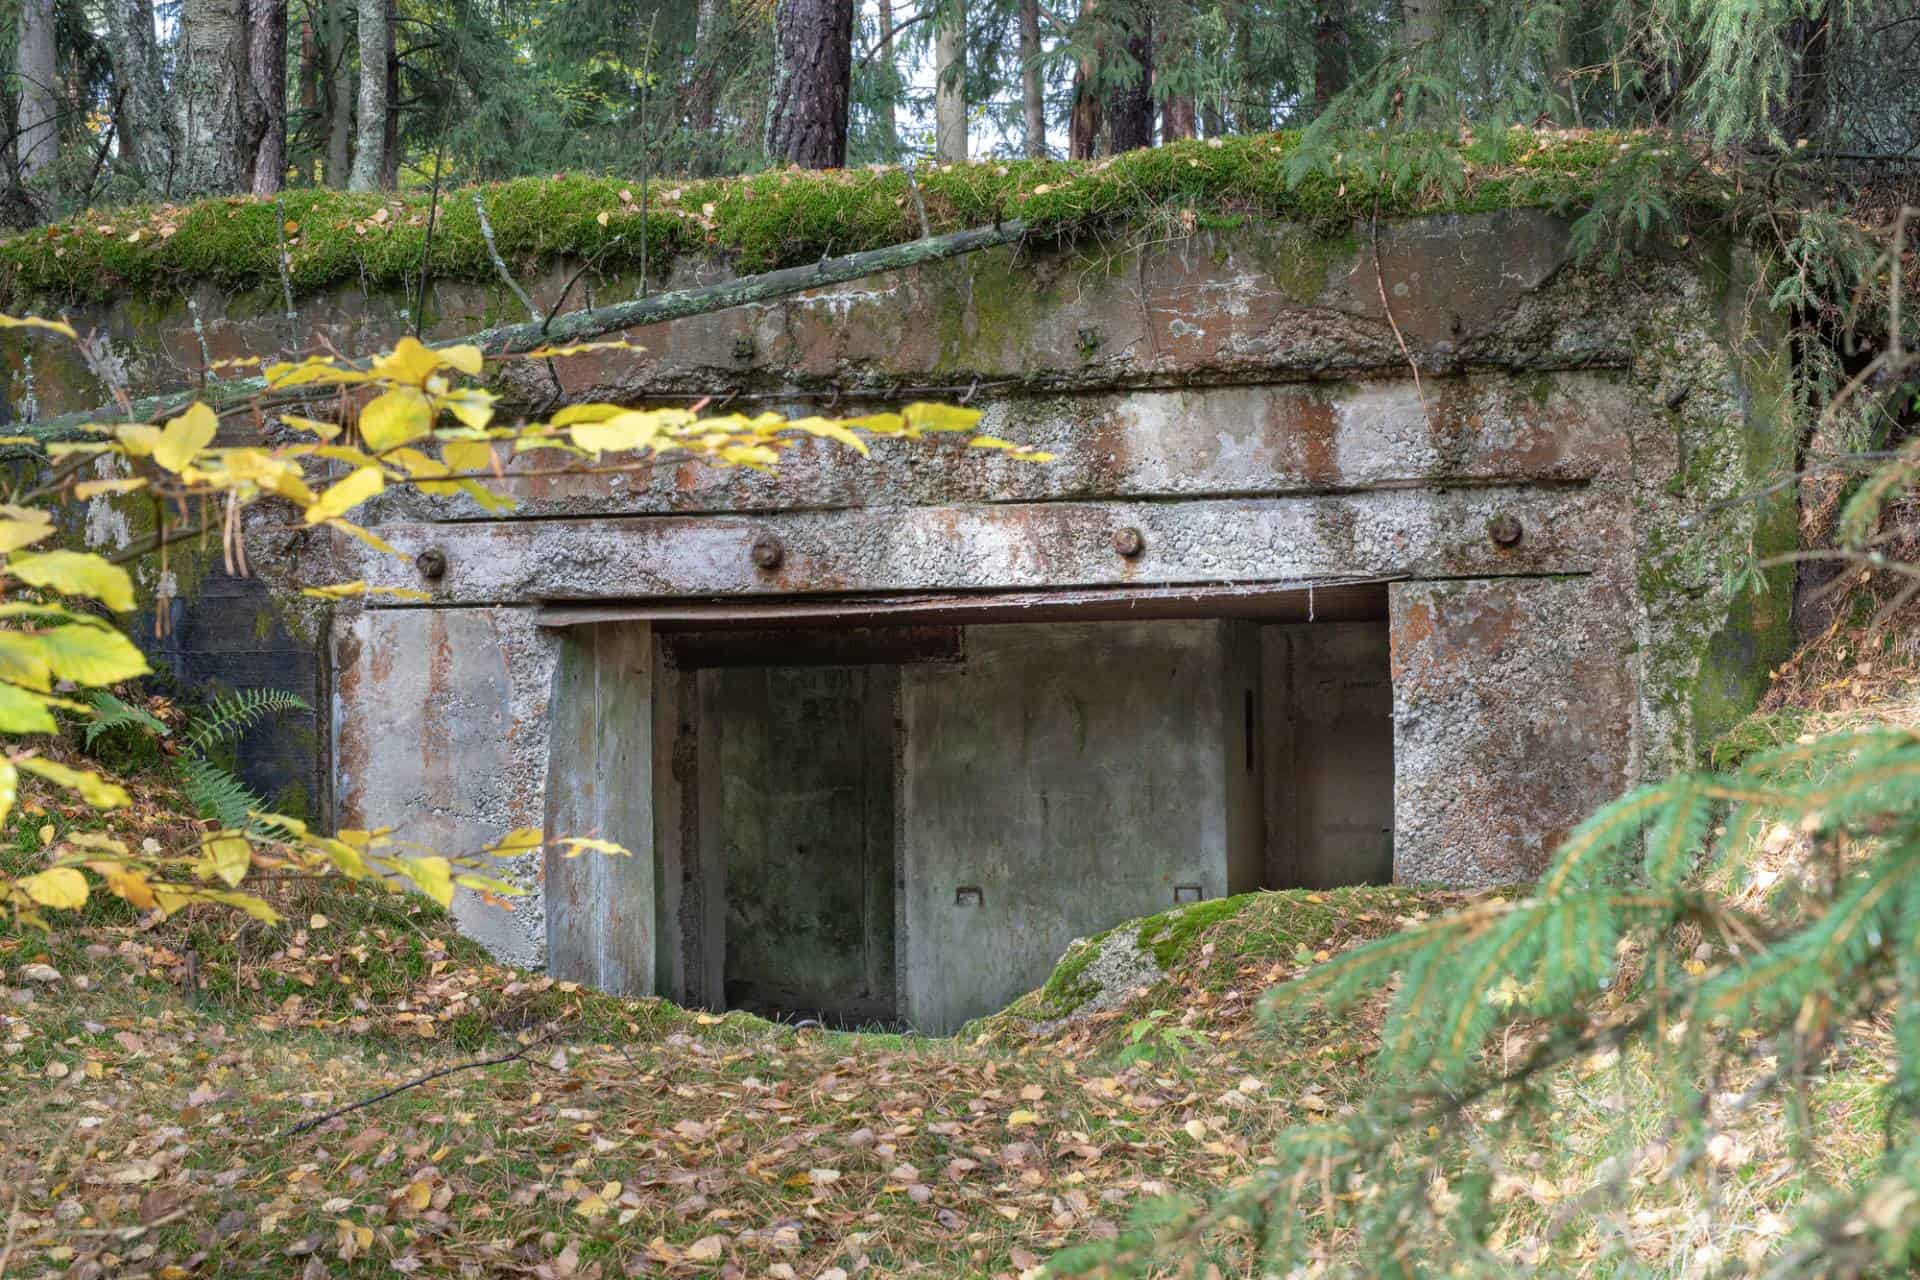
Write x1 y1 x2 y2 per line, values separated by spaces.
1261 622 1395 889
348 487 1618 604
898 621 1258 1035
545 623 655 993
333 607 554 966
1389 577 1636 886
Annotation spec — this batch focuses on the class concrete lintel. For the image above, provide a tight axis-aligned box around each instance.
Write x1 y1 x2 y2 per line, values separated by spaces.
348 487 1617 606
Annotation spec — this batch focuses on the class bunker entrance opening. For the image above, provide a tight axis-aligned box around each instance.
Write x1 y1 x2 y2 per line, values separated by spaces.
650 584 1395 1034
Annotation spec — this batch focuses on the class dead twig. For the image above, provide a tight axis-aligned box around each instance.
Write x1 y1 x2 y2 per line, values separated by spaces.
286 1032 553 1137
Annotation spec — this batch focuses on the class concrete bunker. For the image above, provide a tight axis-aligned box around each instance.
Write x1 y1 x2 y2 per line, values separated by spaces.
16 205 1794 1037
634 587 1394 1032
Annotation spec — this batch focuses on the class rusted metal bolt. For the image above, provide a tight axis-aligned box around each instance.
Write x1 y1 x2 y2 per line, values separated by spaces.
415 547 448 579
750 534 784 570
1486 513 1524 548
1112 526 1146 558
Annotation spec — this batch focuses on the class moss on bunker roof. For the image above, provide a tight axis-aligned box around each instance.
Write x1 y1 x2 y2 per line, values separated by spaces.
0 129 1718 310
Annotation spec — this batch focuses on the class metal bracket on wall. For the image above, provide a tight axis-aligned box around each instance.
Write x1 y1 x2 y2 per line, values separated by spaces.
1174 884 1204 904
955 886 983 908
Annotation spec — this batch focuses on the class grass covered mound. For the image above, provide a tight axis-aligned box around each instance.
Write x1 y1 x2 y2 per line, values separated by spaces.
0 129 1718 310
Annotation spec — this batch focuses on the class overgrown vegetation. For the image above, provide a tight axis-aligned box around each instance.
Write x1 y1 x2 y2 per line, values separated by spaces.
0 129 1733 309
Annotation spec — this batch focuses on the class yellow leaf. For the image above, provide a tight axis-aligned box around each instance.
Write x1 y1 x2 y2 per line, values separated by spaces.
397 855 454 907
437 344 484 375
87 859 155 911
0 684 60 733
38 624 150 685
548 403 624 426
0 633 52 690
280 414 343 441
433 386 496 430
19 866 87 909
301 581 434 602
569 411 665 455
0 313 78 340
113 423 163 456
596 210 611 227
485 826 543 857
305 467 385 524
1007 1109 1041 1127
73 477 148 499
199 888 281 923
783 416 869 456
0 506 55 554
403 1179 432 1211
359 388 433 451
558 836 630 858
153 403 219 473
18 756 128 807
902 402 982 435
264 356 370 389
201 835 252 888
0 757 15 827
9 550 137 611
370 337 443 386
441 439 497 475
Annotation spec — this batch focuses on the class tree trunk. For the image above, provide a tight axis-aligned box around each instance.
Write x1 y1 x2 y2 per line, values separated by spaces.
1312 0 1349 114
379 0 399 188
298 5 320 182
1068 0 1101 160
175 0 249 194
1773 3 1832 145
1104 15 1152 154
348 0 388 189
103 0 174 189
323 0 352 185
1018 0 1045 158
873 0 901 157
242 0 288 196
14 0 58 183
765 0 853 169
934 0 966 162
688 0 723 136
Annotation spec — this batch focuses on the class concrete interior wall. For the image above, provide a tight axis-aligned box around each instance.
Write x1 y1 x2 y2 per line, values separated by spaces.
897 620 1259 1034
1260 622 1396 889
700 665 897 1027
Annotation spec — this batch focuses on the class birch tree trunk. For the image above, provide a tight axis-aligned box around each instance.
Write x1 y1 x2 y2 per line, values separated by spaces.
175 0 249 194
933 0 967 162
348 0 388 189
1019 0 1045 158
242 0 289 196
765 0 853 170
14 0 59 184
103 0 175 189
378 0 398 188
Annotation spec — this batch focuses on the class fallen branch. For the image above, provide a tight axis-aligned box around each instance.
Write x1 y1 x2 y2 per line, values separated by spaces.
285 1033 551 1137
15 220 1030 449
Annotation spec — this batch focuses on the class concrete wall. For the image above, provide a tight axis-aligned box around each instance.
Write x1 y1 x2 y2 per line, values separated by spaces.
897 621 1259 1034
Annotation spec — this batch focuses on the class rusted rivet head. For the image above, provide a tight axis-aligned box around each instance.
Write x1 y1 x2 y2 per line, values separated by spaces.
750 534 784 570
1112 526 1146 558
1487 514 1524 548
415 547 448 579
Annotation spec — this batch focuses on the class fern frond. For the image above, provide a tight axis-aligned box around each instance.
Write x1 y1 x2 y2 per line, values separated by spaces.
82 690 169 748
184 687 310 753
179 753 267 833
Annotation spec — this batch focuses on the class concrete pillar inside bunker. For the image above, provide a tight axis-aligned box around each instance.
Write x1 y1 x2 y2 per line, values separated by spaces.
1388 577 1636 887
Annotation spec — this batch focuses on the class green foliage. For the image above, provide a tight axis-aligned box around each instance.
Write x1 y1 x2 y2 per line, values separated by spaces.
181 686 308 757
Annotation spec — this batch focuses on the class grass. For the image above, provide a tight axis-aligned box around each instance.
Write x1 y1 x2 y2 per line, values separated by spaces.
0 128 1728 311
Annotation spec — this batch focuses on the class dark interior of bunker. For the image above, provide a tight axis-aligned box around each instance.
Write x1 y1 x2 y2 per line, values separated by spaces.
646 582 1395 1032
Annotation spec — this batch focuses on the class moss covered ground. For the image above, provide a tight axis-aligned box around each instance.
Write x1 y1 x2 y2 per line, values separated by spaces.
0 129 1720 311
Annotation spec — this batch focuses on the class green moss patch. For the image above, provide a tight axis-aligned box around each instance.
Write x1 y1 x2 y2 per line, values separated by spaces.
0 129 1722 311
